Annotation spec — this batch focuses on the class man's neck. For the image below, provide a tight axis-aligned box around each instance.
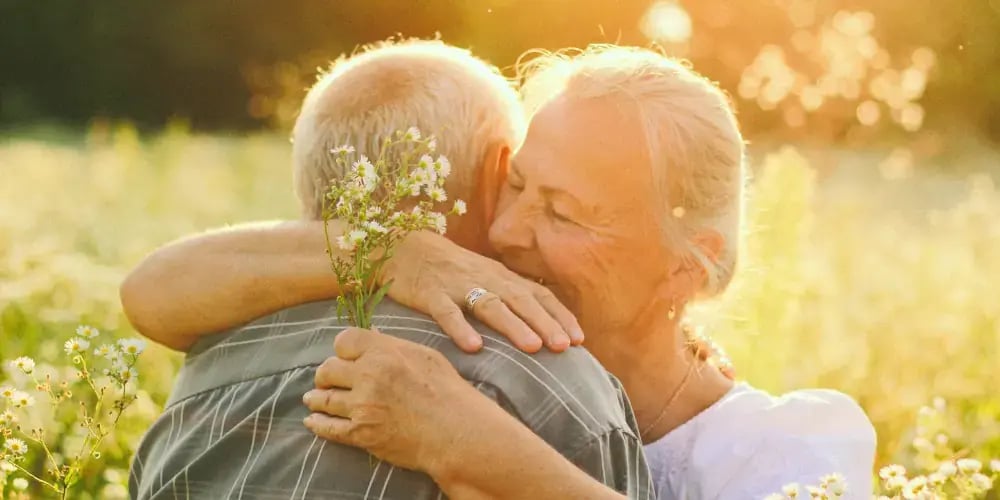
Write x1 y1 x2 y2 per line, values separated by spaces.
583 304 733 444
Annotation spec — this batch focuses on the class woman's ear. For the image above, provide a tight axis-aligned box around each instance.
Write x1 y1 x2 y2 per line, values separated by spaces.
477 141 511 225
671 229 725 292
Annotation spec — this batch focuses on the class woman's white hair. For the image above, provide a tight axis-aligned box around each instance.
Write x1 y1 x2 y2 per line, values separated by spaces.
517 45 747 297
292 39 525 219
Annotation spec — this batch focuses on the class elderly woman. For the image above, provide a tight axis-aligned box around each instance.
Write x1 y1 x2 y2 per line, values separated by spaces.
125 46 876 498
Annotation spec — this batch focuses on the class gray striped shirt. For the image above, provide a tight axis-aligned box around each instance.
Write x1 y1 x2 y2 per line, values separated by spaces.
129 299 654 499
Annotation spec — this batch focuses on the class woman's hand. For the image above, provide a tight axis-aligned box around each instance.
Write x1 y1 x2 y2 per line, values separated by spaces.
302 327 479 474
302 328 626 500
385 230 583 353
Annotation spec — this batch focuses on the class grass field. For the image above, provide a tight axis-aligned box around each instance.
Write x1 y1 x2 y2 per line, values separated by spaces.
1 123 999 497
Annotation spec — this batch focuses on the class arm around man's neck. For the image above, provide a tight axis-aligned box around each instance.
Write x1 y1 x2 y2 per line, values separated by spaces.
119 219 345 351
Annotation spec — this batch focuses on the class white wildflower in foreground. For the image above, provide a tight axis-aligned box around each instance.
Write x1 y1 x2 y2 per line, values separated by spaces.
64 337 90 355
118 338 147 355
4 439 28 456
937 461 956 477
12 477 29 491
10 356 35 374
10 391 35 409
958 458 983 473
0 325 147 497
322 127 465 328
991 459 1000 473
76 325 100 338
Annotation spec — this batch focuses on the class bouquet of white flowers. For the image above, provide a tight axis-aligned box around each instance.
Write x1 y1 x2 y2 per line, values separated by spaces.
323 127 465 328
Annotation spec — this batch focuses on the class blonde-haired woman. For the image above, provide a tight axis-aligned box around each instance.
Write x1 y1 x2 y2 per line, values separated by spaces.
303 46 877 499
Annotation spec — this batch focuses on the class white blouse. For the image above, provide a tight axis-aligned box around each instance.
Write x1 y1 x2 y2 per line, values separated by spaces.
643 383 876 500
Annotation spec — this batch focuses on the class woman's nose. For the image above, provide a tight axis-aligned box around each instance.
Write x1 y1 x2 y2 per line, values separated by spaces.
489 199 536 252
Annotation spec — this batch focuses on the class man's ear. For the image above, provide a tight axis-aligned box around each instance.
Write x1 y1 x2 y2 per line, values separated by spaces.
477 141 511 225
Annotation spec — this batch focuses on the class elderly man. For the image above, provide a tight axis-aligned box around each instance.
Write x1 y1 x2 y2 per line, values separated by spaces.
125 40 652 499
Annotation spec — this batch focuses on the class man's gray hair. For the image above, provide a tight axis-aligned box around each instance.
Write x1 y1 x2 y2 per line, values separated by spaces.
292 40 525 219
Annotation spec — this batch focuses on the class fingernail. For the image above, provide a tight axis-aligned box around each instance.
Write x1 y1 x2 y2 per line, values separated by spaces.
569 329 585 344
303 414 316 427
302 392 313 405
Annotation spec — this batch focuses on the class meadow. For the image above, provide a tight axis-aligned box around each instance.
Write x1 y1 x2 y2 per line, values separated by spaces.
1 123 998 497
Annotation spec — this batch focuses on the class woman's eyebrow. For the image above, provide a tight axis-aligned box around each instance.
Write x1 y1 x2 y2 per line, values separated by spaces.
540 185 592 214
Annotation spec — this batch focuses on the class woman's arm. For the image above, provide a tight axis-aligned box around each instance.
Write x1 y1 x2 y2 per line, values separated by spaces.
302 328 626 500
120 220 582 353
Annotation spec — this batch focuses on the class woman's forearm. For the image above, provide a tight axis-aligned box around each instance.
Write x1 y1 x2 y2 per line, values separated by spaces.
429 396 626 500
120 220 344 350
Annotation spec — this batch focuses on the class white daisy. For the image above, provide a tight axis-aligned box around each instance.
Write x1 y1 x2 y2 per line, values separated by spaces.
452 199 467 216
118 339 147 356
10 356 35 375
434 155 451 178
330 145 355 155
10 391 35 409
64 338 90 355
4 438 27 456
404 126 421 140
76 325 100 339
957 458 982 473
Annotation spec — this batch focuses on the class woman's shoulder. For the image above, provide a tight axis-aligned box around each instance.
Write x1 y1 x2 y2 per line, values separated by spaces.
733 385 872 432
681 384 877 499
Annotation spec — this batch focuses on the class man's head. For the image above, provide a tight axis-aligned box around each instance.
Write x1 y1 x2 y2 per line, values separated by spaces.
292 40 525 254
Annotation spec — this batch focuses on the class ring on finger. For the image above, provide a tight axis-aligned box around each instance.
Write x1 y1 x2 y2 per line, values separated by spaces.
464 287 490 311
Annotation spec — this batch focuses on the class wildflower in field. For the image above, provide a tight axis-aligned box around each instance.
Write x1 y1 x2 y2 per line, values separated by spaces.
991 459 1000 473
427 138 437 151
819 473 846 496
4 438 27 456
94 344 116 360
880 464 907 480
11 477 28 491
902 476 928 497
63 338 90 355
10 356 35 375
453 199 467 215
0 386 14 400
330 145 355 155
117 338 147 356
0 410 17 425
0 461 14 473
937 461 956 477
782 483 802 498
957 458 982 473
404 126 420 140
75 325 100 339
10 391 34 409
970 472 993 491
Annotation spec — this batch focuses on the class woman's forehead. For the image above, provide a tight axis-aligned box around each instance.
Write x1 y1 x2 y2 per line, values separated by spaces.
517 95 655 195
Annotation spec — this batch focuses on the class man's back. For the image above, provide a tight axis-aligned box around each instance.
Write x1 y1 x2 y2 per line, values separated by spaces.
129 299 652 499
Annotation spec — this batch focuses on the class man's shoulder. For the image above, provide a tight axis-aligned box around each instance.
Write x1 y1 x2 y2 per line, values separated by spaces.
369 300 637 443
182 298 636 441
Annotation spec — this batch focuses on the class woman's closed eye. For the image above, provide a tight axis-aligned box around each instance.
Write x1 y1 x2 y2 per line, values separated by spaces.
548 204 578 225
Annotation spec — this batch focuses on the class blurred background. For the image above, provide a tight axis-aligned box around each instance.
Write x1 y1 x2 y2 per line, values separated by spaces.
1 0 999 497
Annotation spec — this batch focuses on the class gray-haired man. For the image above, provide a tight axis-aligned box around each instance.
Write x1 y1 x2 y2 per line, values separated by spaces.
126 40 652 499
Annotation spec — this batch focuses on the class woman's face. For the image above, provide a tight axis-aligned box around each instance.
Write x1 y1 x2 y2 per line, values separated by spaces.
489 94 676 333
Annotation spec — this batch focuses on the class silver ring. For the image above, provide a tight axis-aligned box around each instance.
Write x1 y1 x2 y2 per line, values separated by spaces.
464 287 489 310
